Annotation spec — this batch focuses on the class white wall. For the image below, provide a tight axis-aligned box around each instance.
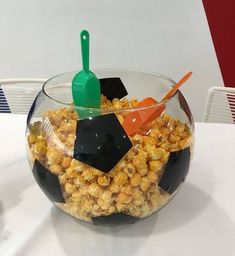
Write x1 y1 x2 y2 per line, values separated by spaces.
0 0 223 121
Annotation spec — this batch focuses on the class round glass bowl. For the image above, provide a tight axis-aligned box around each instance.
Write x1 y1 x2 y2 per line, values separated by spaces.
26 69 194 225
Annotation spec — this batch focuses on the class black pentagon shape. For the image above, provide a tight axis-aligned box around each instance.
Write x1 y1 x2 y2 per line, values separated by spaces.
178 91 193 123
73 113 132 173
158 147 190 194
92 212 140 225
32 160 65 203
99 77 128 100
27 92 40 126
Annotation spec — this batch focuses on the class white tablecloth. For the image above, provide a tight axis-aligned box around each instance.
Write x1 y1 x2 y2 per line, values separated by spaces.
0 114 235 256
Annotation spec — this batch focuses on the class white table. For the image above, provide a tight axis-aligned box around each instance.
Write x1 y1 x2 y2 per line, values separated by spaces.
1 114 235 256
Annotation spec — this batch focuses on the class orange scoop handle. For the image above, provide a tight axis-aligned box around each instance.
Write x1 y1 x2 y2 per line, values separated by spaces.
162 71 192 101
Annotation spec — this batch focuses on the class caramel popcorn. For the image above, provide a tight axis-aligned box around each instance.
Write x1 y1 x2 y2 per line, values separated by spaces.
28 95 192 222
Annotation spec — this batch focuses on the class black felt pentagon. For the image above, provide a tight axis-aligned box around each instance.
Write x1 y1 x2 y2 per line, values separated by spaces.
158 147 190 194
32 160 65 203
27 92 40 125
178 91 193 123
99 77 128 100
92 212 140 225
73 113 132 173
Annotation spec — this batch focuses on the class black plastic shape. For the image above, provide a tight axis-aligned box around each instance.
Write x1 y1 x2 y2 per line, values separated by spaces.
92 212 140 225
99 77 128 100
73 113 132 173
32 159 65 203
158 147 190 194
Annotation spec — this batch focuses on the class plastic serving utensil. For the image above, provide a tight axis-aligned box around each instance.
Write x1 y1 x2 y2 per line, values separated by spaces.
72 30 101 118
122 71 193 136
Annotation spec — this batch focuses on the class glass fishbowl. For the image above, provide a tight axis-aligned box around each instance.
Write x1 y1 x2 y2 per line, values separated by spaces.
26 69 194 225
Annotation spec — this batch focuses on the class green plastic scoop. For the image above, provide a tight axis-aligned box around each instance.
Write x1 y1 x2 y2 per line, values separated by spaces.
72 30 101 118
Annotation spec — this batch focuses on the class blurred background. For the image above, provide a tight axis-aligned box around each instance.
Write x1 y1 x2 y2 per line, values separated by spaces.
0 0 224 121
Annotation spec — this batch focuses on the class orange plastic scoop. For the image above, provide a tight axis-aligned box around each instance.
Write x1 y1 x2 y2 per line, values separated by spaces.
122 71 192 136
122 97 163 136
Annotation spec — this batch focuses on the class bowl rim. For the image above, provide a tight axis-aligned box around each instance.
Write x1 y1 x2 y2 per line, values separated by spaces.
42 68 178 113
